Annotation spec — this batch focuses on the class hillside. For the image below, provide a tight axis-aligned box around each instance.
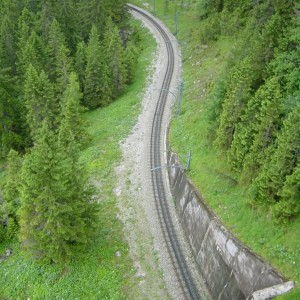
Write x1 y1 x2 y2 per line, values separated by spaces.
132 0 300 298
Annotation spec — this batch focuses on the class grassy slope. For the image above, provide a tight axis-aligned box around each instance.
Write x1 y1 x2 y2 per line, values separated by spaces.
0 20 156 300
131 1 300 298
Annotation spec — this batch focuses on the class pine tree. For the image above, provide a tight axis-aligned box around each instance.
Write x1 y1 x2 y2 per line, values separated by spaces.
77 0 127 41
17 31 44 80
16 7 36 54
103 0 127 24
0 0 18 74
84 25 112 109
54 44 73 96
19 121 98 263
37 0 55 41
242 77 283 179
0 56 24 155
270 22 300 98
2 149 22 219
271 163 300 223
254 100 300 205
46 18 69 81
74 41 87 93
51 0 80 53
103 17 127 99
59 72 87 147
227 82 262 172
215 57 253 151
1 149 22 239
123 41 138 85
23 64 58 137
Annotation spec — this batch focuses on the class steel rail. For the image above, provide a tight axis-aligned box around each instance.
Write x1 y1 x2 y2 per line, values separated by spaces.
128 5 202 300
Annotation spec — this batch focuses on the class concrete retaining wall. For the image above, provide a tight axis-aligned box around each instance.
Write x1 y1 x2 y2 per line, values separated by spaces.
167 151 289 299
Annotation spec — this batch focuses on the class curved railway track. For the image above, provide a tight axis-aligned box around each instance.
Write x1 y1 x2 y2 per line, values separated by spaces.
128 5 203 300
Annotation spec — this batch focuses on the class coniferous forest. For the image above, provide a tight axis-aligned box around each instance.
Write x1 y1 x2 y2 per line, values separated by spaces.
196 0 300 223
0 0 299 298
0 0 140 264
154 0 299 296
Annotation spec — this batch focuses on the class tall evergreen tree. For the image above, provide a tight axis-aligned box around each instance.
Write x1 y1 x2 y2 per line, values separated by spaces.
103 17 127 99
19 121 98 263
215 57 253 150
0 0 18 74
123 41 138 85
17 31 45 80
59 72 87 147
37 0 54 41
23 65 57 138
46 18 69 81
84 25 112 109
77 0 127 41
227 82 263 173
254 100 300 207
270 22 300 99
1 149 22 239
54 44 73 96
242 77 284 179
0 57 24 155
16 7 36 54
51 0 79 53
74 41 87 93
272 162 300 223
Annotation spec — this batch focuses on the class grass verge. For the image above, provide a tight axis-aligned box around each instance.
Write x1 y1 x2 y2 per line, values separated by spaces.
0 19 156 300
131 1 300 298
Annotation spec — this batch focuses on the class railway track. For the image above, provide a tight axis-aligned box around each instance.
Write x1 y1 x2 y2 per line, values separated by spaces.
128 5 202 300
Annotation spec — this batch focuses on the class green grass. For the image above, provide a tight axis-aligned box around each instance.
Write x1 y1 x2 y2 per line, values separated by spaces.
132 1 300 298
0 20 156 300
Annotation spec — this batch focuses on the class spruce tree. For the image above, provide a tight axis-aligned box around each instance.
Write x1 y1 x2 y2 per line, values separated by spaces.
74 41 87 93
272 163 300 223
123 41 138 85
215 57 253 150
51 0 80 53
59 72 87 147
37 0 55 41
84 25 112 109
54 44 73 96
0 0 18 74
2 149 22 219
46 18 69 81
77 0 107 41
254 101 300 206
243 77 283 179
19 121 98 263
1 149 22 239
16 7 36 55
23 64 58 137
227 82 263 173
0 57 24 155
17 31 44 80
103 17 127 99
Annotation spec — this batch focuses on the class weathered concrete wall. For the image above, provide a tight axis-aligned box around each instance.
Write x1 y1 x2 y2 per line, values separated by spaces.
167 151 289 300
